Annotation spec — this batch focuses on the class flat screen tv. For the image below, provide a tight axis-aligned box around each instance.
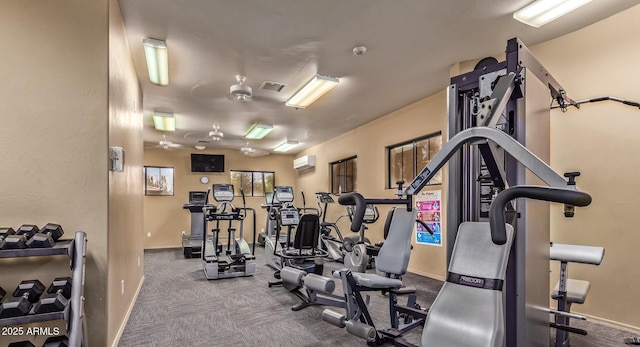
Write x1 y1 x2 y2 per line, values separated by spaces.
191 154 224 173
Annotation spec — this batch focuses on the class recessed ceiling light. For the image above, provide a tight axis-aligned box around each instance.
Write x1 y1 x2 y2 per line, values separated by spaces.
273 141 300 152
245 124 274 140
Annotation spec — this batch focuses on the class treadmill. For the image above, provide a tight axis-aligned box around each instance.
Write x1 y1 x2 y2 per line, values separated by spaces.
182 191 213 258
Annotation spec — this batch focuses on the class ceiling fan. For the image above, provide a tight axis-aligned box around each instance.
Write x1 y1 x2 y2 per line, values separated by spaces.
149 135 182 150
230 75 252 101
209 124 224 141
240 142 269 157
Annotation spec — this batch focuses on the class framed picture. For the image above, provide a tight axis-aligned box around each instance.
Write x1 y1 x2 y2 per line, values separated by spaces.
144 166 174 196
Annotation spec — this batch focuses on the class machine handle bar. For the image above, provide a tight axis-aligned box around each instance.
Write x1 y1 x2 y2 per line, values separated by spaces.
490 186 591 245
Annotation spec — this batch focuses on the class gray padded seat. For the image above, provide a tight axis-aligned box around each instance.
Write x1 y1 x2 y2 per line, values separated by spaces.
351 273 402 289
550 243 604 305
340 208 416 288
421 222 514 347
550 243 604 265
552 279 590 304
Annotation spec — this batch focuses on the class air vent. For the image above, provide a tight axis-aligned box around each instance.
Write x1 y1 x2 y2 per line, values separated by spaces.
259 81 287 92
197 140 211 144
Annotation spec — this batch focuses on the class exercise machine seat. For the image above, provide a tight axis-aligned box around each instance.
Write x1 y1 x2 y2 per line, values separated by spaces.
337 208 415 290
552 279 590 304
375 208 416 276
550 243 604 265
350 273 402 289
422 222 514 347
293 214 321 250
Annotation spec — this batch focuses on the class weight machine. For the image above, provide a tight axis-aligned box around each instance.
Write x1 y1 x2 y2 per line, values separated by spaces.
406 37 587 346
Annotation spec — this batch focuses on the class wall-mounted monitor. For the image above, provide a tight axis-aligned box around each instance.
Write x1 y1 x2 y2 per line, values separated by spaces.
191 154 224 173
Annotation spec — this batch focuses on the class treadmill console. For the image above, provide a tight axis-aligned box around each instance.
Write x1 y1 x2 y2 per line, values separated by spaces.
274 186 294 203
212 184 234 202
316 192 334 204
280 208 300 226
188 191 208 205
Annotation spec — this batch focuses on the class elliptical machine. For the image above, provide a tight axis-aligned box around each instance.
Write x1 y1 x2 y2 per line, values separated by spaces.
202 184 256 280
264 186 296 270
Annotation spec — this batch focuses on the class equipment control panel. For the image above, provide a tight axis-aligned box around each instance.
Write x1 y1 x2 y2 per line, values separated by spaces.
274 186 294 203
316 192 334 204
280 208 300 226
213 184 234 202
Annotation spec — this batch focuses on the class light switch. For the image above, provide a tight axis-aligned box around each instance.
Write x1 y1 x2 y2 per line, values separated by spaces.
110 147 125 171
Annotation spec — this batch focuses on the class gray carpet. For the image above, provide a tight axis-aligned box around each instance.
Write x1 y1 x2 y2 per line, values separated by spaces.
119 247 636 347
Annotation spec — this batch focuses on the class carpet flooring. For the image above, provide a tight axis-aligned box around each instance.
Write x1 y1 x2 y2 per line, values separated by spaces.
118 247 637 347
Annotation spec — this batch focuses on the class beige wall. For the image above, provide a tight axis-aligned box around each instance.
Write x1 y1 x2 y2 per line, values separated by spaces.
108 0 145 345
530 4 640 330
144 148 296 248
0 0 109 345
296 91 448 279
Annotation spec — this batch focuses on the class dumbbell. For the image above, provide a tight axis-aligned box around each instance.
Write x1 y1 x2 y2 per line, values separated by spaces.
26 223 64 248
0 280 45 318
43 336 68 347
0 225 39 250
34 277 72 314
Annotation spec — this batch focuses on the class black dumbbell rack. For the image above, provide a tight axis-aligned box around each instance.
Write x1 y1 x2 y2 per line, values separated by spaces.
0 231 87 347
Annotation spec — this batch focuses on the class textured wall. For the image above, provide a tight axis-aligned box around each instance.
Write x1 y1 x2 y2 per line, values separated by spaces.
108 0 145 345
0 0 109 345
143 148 296 248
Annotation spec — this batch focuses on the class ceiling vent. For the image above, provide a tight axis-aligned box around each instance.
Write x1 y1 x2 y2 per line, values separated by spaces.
259 81 286 93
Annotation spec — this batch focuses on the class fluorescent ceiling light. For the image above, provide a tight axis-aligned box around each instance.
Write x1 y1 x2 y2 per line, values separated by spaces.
152 112 175 131
143 38 169 85
245 124 274 139
273 141 300 153
513 0 592 28
285 74 339 109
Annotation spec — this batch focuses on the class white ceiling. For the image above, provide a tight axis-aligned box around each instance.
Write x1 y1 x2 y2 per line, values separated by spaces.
119 0 639 155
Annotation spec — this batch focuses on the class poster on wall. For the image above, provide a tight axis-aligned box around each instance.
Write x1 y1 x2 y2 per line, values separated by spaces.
415 190 442 246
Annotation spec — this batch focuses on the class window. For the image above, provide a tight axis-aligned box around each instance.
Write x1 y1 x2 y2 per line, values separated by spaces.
229 170 275 197
387 132 442 188
330 156 357 194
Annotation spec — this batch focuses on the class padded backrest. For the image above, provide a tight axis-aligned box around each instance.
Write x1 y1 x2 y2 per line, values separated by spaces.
382 207 396 240
422 222 514 347
376 208 416 276
293 213 320 250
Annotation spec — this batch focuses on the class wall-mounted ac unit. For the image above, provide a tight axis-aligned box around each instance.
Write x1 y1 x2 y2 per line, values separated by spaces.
293 155 316 170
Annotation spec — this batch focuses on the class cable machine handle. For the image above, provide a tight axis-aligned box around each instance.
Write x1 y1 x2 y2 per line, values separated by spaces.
489 186 592 245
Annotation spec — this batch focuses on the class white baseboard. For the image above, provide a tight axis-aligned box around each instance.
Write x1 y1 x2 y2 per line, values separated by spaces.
111 275 145 347
573 311 640 335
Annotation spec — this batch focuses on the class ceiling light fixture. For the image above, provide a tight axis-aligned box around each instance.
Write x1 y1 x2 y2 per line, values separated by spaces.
195 145 206 150
285 74 339 109
245 123 274 140
273 141 300 153
143 38 169 86
513 0 592 28
152 112 175 131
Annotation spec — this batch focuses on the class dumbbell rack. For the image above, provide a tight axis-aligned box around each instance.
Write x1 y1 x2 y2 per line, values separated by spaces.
0 231 87 347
